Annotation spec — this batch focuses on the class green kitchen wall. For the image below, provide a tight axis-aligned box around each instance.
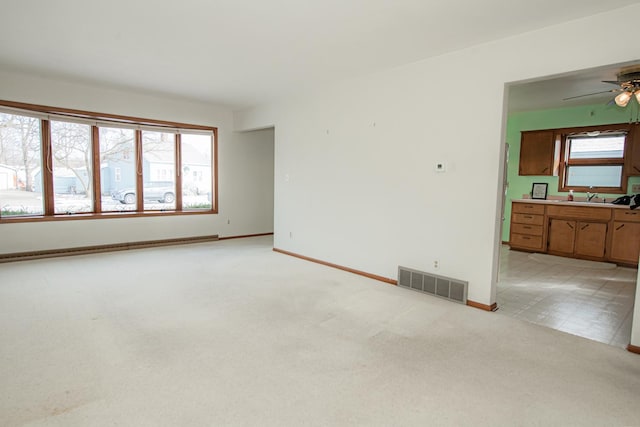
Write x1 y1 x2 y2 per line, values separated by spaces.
502 102 640 242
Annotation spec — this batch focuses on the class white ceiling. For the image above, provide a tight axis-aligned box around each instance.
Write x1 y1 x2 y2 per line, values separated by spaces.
1 0 639 110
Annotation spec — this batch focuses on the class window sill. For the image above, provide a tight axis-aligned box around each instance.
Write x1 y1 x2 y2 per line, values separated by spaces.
0 209 217 223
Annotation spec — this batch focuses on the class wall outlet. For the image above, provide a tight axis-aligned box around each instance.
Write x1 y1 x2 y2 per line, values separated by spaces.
289 231 293 239
433 260 439 269
227 219 231 224
632 184 640 193
435 162 446 173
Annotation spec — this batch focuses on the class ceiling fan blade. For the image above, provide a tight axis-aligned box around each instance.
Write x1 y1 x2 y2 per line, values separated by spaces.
562 90 616 101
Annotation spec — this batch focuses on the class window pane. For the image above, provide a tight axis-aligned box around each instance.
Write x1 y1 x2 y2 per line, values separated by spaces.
50 121 93 214
0 112 44 217
142 131 176 210
569 135 625 159
100 127 137 211
566 165 622 187
181 134 212 210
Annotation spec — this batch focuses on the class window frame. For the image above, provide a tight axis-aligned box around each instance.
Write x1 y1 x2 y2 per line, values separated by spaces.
557 123 633 195
0 100 218 223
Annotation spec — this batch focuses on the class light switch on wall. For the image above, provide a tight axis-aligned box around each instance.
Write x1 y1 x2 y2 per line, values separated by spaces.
632 184 640 193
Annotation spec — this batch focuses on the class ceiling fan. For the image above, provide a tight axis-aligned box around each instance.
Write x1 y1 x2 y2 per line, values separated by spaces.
563 65 640 107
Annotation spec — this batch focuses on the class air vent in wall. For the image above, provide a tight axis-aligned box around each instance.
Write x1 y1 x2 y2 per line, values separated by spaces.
397 266 467 304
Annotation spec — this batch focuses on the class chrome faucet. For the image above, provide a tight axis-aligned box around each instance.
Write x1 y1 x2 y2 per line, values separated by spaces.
587 186 597 202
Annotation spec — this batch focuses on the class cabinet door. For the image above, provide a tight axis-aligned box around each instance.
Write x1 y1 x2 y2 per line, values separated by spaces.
519 130 555 176
575 222 607 259
626 124 640 176
610 221 640 264
548 219 575 254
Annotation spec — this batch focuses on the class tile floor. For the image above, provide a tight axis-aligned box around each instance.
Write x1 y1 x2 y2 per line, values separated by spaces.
497 245 637 348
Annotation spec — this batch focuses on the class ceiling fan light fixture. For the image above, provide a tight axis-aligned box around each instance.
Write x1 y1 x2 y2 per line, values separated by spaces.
615 91 632 107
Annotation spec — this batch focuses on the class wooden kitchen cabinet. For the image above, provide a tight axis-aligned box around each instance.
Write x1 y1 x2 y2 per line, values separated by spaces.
519 130 556 176
625 123 640 176
546 205 610 261
509 200 638 266
509 202 546 251
548 219 575 255
609 209 640 264
575 222 607 258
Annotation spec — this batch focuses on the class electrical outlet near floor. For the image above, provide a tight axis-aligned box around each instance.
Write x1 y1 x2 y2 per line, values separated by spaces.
632 184 640 193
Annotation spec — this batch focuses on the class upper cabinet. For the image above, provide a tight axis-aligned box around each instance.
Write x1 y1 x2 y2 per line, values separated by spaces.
625 123 640 176
519 130 556 176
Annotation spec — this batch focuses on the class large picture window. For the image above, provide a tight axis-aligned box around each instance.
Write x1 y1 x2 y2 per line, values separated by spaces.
0 101 217 221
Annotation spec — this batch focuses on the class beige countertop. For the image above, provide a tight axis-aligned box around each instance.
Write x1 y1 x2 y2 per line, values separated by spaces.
512 198 633 210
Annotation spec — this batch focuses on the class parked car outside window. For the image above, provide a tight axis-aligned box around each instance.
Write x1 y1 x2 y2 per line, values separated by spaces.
111 181 175 204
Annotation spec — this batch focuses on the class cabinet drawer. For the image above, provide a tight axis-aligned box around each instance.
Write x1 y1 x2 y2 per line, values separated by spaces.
511 233 543 250
512 203 545 215
546 205 611 221
512 213 544 226
613 209 640 223
511 223 543 236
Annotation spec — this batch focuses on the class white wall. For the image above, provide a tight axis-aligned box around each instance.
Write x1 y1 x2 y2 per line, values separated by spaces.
633 273 640 348
235 4 640 307
0 71 274 253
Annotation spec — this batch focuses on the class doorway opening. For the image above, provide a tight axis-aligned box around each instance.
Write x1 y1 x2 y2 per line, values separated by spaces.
496 61 639 348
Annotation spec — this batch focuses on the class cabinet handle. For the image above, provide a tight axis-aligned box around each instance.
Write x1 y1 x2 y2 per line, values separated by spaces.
625 212 637 216
523 226 531 229
542 167 548 173
616 224 625 231
567 222 574 229
524 215 533 219
524 205 533 209
522 236 530 240
581 224 589 230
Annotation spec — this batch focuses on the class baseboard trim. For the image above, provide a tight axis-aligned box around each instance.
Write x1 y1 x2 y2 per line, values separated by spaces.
627 344 640 355
219 232 274 241
467 300 498 312
0 234 219 263
273 248 397 285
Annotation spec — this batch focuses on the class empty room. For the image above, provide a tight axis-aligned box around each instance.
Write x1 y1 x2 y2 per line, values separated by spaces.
1 1 640 426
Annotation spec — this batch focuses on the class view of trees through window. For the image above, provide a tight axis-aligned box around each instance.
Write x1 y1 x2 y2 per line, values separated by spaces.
0 106 216 219
51 120 93 214
0 112 44 216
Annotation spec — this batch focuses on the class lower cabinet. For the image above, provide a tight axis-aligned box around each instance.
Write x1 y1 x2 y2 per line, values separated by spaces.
575 222 607 258
548 219 575 255
510 201 640 266
548 219 607 260
610 221 640 264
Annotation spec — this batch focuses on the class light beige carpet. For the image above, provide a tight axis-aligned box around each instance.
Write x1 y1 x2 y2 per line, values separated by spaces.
0 236 639 426
528 252 617 269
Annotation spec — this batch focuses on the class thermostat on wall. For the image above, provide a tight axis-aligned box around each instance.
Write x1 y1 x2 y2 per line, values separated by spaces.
435 162 447 172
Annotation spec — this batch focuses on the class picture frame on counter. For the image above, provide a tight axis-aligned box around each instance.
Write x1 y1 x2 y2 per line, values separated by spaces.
531 182 548 200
